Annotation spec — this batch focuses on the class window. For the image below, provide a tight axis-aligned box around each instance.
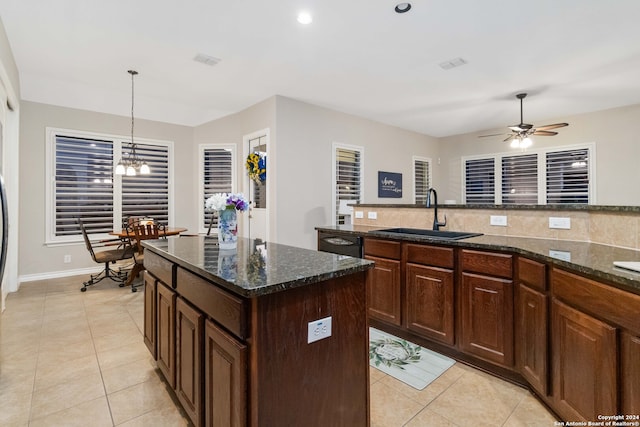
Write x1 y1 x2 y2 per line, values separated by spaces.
333 143 363 225
463 144 593 205
501 153 537 204
199 145 235 233
46 128 173 243
465 158 496 204
413 156 432 205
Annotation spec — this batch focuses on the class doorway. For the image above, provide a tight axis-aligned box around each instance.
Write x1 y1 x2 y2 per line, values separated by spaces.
243 129 269 241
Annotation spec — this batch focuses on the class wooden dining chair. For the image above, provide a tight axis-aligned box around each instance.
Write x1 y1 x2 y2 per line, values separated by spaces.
78 218 135 292
126 221 167 292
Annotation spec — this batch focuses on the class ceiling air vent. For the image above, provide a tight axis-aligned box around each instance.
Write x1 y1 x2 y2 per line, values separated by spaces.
193 54 221 67
439 57 467 70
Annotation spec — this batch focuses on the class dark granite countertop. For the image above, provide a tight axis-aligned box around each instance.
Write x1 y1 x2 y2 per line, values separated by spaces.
351 204 640 213
142 236 374 298
316 225 640 295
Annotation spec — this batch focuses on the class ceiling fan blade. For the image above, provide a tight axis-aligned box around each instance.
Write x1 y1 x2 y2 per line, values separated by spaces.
478 133 507 138
503 134 516 142
532 130 558 136
534 123 569 131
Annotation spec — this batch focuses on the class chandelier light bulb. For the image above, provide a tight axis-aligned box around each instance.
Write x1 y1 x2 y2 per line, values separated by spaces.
126 165 136 176
140 163 150 174
511 138 520 148
521 137 532 148
115 163 125 175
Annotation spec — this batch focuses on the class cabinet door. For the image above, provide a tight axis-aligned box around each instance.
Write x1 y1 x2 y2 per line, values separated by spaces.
205 319 247 427
157 281 176 388
143 272 157 359
621 332 640 415
405 263 454 345
460 272 514 367
552 299 617 421
516 284 548 395
176 298 204 427
365 255 401 326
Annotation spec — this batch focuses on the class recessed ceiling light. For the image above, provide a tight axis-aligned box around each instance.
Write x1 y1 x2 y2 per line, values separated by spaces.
394 3 412 13
297 11 313 25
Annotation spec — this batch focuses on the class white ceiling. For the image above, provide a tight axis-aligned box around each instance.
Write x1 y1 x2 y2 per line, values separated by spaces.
1 0 640 137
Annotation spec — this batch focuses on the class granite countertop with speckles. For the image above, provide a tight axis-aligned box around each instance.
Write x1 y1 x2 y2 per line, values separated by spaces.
142 236 373 298
316 225 640 295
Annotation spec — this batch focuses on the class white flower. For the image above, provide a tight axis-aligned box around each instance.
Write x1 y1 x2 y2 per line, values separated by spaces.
205 193 228 211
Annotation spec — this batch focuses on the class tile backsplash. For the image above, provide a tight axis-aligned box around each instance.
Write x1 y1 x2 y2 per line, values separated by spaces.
352 207 640 250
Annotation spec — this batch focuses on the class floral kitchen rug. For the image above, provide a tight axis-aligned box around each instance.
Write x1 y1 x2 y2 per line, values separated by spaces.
369 327 455 390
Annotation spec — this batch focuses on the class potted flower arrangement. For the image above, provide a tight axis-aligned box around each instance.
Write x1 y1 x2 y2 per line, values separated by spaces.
205 193 249 249
245 152 266 184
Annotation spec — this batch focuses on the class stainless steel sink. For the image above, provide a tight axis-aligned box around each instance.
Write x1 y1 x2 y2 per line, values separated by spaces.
372 228 483 240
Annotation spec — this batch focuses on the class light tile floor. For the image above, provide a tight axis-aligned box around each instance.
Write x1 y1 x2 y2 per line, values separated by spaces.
0 275 557 426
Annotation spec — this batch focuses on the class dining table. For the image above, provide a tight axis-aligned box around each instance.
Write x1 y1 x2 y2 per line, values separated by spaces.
109 226 188 288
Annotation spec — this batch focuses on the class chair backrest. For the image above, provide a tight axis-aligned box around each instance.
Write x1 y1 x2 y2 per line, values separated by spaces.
78 218 97 262
128 222 167 253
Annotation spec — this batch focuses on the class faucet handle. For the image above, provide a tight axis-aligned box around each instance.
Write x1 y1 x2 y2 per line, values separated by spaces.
437 215 447 228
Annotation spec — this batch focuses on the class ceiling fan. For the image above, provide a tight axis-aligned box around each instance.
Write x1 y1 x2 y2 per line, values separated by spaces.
479 93 568 148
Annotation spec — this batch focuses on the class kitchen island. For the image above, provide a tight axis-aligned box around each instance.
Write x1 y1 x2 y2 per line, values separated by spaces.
142 236 374 427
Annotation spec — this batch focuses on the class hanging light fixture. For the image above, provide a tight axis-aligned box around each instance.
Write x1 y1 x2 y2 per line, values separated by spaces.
115 70 150 176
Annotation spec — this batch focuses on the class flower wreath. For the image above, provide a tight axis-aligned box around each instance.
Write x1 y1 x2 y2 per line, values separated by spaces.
245 152 266 184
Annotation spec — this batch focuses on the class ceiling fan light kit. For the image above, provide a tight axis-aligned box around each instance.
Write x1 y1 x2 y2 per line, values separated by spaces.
479 93 569 149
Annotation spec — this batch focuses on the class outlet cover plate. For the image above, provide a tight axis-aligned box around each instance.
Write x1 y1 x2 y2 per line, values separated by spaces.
490 215 507 226
354 211 364 219
307 316 332 344
367 211 377 220
549 217 571 229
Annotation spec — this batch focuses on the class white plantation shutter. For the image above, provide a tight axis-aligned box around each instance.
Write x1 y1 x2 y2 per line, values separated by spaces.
48 129 173 242
202 148 233 230
54 135 114 235
335 146 363 225
462 144 592 205
502 153 538 204
546 148 590 204
464 158 495 203
414 157 431 205
122 143 169 225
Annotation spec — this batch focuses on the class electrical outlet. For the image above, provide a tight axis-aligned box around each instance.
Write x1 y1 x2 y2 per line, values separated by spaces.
549 217 571 229
354 211 364 219
549 250 571 262
490 215 507 226
307 316 332 344
64 255 71 263
368 211 377 220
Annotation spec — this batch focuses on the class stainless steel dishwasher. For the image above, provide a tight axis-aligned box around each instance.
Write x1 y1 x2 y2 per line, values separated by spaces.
317 230 363 258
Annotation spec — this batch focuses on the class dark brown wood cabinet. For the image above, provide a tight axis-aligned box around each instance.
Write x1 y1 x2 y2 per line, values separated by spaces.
176 297 204 426
515 258 548 396
157 281 176 388
621 332 640 414
551 298 617 421
460 249 514 368
404 243 456 346
460 271 514 367
365 238 402 326
204 319 247 427
143 271 157 359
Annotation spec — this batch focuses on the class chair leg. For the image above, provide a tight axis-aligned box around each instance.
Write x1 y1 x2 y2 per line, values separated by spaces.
80 261 129 292
126 263 145 292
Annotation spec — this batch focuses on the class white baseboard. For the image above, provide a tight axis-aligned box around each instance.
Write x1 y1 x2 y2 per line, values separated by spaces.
19 266 103 283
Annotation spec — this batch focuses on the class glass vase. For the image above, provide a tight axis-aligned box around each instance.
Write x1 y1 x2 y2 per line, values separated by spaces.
217 207 238 250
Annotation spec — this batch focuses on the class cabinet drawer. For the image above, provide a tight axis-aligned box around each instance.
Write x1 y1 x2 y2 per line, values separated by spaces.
518 257 547 292
144 250 175 287
552 268 640 334
461 249 513 279
176 267 247 340
405 244 454 269
364 238 401 259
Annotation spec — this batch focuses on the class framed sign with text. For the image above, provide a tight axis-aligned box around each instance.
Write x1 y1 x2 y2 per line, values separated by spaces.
378 171 402 198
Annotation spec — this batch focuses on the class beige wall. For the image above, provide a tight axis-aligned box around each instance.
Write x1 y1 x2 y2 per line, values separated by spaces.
18 101 194 278
275 96 439 249
437 104 640 206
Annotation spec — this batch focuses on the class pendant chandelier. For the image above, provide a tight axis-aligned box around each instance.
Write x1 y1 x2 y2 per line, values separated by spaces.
115 70 150 176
